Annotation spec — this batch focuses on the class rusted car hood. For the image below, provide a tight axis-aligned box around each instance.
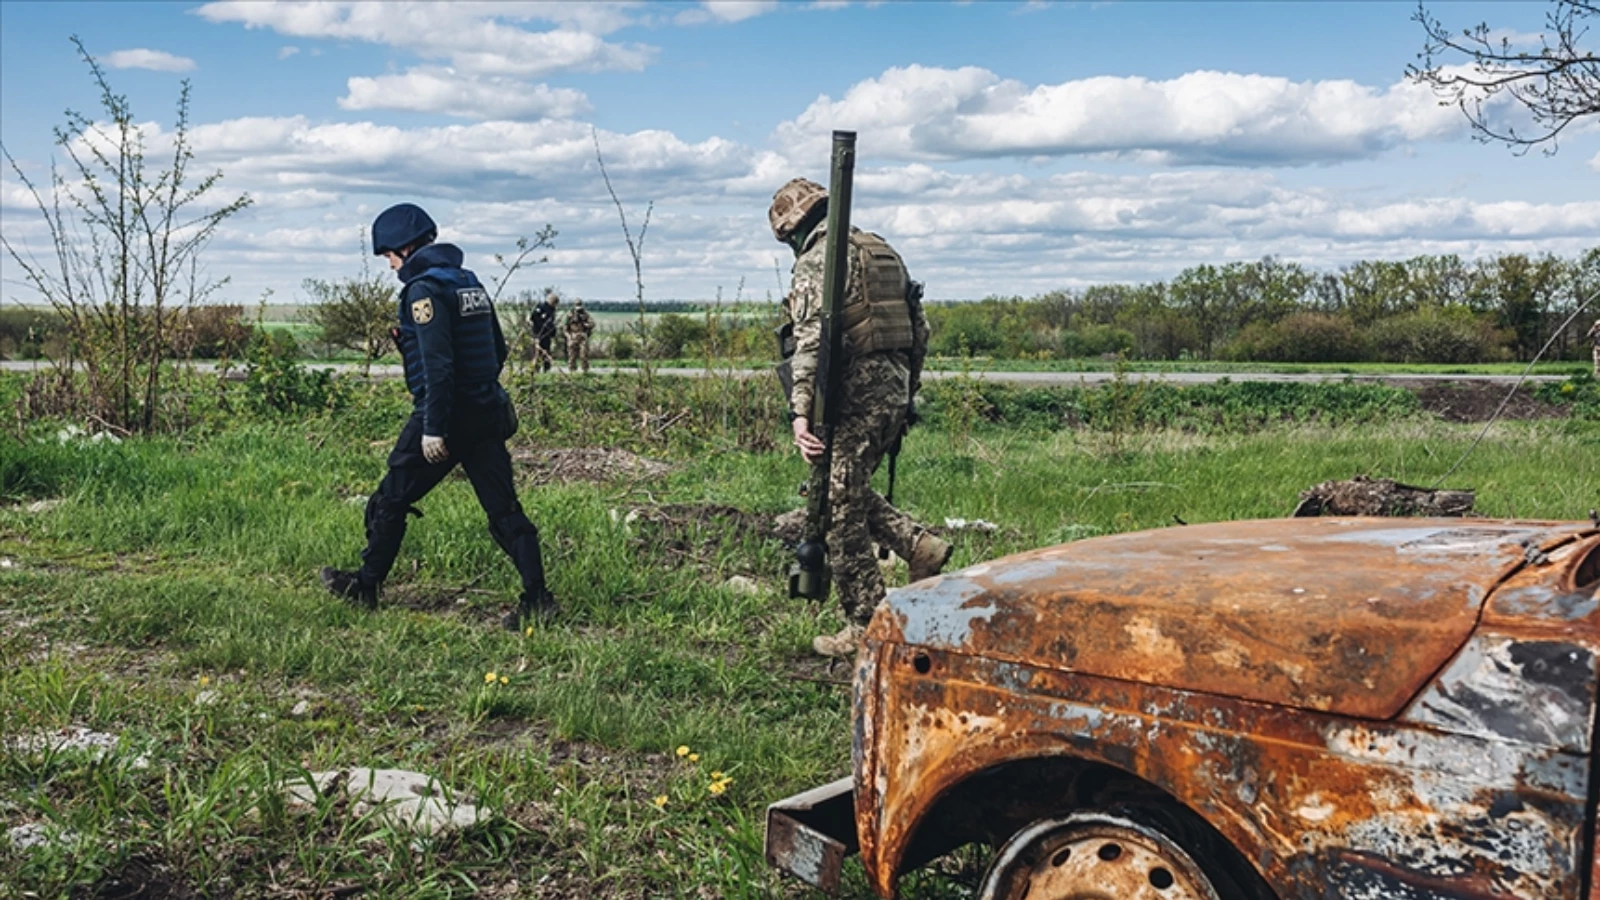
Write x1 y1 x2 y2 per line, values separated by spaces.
878 517 1593 718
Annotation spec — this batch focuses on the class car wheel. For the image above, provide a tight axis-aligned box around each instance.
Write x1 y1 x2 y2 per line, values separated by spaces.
978 811 1222 900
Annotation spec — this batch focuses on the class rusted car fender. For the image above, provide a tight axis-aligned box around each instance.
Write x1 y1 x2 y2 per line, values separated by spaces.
852 519 1600 899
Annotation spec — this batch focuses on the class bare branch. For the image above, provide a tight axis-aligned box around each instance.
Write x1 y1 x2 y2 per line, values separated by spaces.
1409 0 1600 152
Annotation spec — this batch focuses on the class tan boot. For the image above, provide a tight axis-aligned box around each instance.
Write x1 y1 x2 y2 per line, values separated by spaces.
811 624 866 658
908 532 953 582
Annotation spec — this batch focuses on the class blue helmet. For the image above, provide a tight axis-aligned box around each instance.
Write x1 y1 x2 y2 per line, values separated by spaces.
371 203 437 256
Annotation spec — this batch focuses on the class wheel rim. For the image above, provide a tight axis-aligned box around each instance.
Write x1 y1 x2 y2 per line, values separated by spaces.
981 814 1221 900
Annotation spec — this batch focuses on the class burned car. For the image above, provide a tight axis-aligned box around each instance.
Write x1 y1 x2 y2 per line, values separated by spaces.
767 517 1600 899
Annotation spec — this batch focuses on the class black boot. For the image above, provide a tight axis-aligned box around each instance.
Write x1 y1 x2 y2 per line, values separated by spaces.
321 567 378 611
501 589 560 632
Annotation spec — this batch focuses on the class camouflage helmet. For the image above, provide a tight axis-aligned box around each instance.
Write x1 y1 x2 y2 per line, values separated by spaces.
768 178 828 243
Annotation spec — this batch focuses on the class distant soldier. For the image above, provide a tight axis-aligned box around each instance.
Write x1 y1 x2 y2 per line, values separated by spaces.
321 203 558 631
769 177 952 657
565 299 595 373
1590 318 1600 378
529 290 560 372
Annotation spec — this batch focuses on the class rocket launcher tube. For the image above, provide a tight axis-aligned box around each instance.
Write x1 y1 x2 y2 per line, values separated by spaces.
789 130 856 601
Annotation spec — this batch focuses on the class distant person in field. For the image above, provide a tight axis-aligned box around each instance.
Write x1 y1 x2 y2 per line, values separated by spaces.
1590 318 1600 378
769 176 951 658
530 290 560 373
321 203 559 631
565 298 596 373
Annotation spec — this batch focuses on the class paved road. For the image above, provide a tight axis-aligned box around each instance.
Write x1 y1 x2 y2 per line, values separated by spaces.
0 359 1566 385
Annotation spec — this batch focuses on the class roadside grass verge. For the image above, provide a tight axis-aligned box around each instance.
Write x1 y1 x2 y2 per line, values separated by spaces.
3 374 1598 897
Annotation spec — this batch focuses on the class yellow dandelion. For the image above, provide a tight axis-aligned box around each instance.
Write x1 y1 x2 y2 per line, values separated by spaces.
688 753 700 763
525 626 534 637
484 671 498 684
652 795 669 809
198 675 210 688
711 771 724 780
708 780 727 796
499 675 509 685
675 745 690 757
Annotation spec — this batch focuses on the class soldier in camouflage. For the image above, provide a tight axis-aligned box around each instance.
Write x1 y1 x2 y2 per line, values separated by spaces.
770 177 953 658
565 299 595 373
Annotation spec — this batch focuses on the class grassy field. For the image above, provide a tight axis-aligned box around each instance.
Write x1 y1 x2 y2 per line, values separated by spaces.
2 371 1599 898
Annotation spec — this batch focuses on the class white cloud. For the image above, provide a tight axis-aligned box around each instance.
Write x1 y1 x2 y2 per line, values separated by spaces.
11 112 1596 307
775 65 1471 166
195 1 655 76
1590 150 1600 173
340 68 591 120
278 46 300 60
676 1 779 25
103 49 197 72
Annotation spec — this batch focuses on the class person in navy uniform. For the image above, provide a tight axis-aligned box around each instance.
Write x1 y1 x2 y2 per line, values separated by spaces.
529 290 560 372
321 203 558 630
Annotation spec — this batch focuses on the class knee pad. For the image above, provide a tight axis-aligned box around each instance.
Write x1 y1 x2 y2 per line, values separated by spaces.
488 509 538 552
366 493 419 535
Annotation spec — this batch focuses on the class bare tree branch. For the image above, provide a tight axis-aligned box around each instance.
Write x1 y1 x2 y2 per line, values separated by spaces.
1408 0 1600 152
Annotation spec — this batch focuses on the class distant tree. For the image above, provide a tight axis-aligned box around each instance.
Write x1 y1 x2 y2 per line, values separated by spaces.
1480 253 1565 360
303 272 394 371
1410 0 1600 152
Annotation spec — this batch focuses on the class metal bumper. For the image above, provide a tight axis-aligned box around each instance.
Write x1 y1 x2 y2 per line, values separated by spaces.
765 776 859 893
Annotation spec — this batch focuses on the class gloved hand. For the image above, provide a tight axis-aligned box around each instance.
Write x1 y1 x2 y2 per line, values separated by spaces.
422 435 449 464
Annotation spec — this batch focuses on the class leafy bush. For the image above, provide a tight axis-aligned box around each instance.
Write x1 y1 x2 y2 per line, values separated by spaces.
1365 308 1508 364
303 274 395 362
1060 324 1136 359
1534 371 1600 420
239 331 342 416
650 313 708 359
0 307 65 360
1223 313 1368 363
167 305 254 359
607 330 638 360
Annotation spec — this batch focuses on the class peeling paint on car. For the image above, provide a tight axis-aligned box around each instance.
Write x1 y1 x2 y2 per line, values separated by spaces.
767 520 1600 900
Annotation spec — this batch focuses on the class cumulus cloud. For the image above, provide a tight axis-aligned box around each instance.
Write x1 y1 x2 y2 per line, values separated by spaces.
103 49 196 72
676 1 779 25
341 68 591 120
195 1 654 76
12 111 1595 306
162 116 753 206
775 65 1472 166
278 46 299 60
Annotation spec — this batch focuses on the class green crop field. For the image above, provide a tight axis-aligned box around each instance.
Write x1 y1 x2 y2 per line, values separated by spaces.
2 369 1598 897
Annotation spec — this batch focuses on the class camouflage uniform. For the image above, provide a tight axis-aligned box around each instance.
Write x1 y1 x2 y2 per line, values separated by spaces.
787 222 930 625
565 302 595 373
1590 320 1600 378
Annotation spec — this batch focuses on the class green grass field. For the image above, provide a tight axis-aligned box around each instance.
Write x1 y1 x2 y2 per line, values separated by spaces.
2 371 1598 897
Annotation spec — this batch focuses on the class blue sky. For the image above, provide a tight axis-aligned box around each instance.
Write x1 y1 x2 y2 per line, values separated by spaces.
2 1 1595 306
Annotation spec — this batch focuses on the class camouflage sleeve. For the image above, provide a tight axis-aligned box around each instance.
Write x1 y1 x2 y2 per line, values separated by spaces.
786 248 825 419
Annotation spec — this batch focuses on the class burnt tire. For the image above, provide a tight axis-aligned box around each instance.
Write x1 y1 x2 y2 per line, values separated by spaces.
978 811 1226 900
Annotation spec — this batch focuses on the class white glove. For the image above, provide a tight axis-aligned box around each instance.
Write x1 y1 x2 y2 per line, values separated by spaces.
421 435 449 464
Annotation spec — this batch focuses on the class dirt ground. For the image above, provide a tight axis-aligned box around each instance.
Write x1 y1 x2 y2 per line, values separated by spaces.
511 448 674 485
1400 379 1567 423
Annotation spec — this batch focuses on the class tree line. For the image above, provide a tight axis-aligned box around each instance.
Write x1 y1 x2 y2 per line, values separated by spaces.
926 250 1600 365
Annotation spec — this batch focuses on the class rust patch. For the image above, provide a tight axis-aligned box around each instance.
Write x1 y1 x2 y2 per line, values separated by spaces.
837 520 1600 900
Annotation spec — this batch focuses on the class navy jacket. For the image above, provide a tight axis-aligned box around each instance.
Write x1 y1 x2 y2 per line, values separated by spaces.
394 244 508 437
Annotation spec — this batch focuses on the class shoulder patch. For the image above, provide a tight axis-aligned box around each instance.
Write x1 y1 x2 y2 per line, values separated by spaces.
457 286 491 317
411 297 435 325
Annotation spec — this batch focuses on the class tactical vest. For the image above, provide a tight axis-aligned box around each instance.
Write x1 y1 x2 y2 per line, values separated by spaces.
840 231 915 356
